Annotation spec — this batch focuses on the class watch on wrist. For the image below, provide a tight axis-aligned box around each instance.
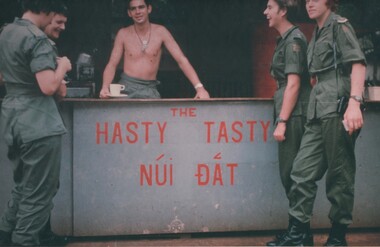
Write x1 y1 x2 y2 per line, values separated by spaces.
350 95 363 104
275 117 287 125
194 83 204 89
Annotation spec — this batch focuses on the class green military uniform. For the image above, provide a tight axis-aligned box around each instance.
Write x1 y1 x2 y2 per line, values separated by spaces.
0 18 67 245
288 13 366 225
271 26 310 198
119 72 161 99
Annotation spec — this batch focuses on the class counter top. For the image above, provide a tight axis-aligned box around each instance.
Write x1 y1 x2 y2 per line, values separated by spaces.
1 97 380 103
62 97 273 102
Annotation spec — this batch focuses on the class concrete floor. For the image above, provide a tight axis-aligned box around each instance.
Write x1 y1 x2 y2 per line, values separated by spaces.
66 229 380 246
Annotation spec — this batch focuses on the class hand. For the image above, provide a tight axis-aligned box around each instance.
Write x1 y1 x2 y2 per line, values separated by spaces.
344 99 364 135
99 88 111 99
273 123 286 142
310 76 317 87
194 88 210 99
54 83 67 101
57 57 72 72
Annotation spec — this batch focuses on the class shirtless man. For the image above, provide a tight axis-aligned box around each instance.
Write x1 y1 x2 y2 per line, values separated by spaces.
99 0 210 99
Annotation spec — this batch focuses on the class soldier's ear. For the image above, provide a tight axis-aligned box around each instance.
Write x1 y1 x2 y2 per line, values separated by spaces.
280 8 287 18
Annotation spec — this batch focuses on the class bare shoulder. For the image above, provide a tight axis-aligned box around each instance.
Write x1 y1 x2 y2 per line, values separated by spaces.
116 26 133 38
152 23 171 36
151 23 167 31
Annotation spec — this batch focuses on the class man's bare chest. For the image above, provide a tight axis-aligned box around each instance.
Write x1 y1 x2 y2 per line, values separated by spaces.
124 38 163 58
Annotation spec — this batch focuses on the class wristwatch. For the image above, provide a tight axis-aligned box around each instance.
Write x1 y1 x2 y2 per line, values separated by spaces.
194 83 204 89
275 117 287 125
350 95 363 104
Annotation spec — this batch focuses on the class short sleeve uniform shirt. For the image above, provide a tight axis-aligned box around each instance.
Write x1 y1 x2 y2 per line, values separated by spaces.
307 13 366 120
0 18 67 145
271 26 310 118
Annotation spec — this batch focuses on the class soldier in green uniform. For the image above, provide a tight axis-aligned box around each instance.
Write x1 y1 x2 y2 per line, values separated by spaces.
45 3 69 101
0 0 71 245
263 0 311 245
271 0 367 246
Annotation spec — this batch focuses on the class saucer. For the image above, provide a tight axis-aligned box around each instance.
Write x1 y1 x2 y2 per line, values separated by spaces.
109 94 128 98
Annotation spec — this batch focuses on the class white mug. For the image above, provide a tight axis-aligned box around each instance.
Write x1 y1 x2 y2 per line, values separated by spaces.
109 84 126 96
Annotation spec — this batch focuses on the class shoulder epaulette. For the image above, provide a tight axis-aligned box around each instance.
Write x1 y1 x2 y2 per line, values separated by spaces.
293 33 303 40
337 17 348 24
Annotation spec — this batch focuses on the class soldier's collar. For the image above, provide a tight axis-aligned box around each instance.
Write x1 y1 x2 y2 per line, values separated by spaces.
48 39 56 46
281 26 298 40
321 12 335 29
14 17 34 26
321 12 346 30
276 26 298 43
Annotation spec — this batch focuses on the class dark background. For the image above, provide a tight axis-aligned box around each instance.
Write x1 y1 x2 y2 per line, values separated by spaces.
1 0 379 98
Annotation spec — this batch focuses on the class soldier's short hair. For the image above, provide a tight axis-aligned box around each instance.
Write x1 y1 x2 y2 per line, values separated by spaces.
127 0 152 9
55 1 68 17
20 0 66 15
326 0 339 12
275 0 302 23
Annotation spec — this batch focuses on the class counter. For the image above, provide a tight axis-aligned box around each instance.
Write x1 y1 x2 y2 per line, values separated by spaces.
1 98 380 236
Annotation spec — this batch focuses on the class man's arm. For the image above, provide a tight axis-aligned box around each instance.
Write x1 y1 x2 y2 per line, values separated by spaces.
36 56 71 96
100 30 124 98
344 62 366 135
54 83 67 101
162 27 210 99
273 74 301 142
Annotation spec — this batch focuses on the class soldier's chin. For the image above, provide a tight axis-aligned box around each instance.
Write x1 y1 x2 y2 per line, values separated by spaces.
308 12 317 19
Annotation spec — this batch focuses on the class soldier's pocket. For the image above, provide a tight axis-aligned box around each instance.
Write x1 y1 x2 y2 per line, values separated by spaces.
314 42 334 69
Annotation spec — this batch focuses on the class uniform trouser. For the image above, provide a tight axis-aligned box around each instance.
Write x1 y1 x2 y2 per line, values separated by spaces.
278 116 306 200
0 135 62 246
119 73 161 99
288 116 358 225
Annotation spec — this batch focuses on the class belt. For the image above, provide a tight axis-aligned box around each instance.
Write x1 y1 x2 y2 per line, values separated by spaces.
5 83 43 96
276 80 287 89
310 69 338 85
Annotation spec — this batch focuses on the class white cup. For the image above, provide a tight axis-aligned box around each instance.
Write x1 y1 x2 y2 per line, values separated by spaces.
109 84 126 96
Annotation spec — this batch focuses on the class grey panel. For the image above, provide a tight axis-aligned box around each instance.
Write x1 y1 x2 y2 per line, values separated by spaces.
1 100 380 237
71 101 380 236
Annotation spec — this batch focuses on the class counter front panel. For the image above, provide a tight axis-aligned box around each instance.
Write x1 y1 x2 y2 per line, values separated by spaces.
1 99 379 236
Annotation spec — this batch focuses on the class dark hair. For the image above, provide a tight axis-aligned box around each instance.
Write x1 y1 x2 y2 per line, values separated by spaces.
20 0 66 14
127 0 152 8
274 0 301 23
326 0 339 12
54 1 68 16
